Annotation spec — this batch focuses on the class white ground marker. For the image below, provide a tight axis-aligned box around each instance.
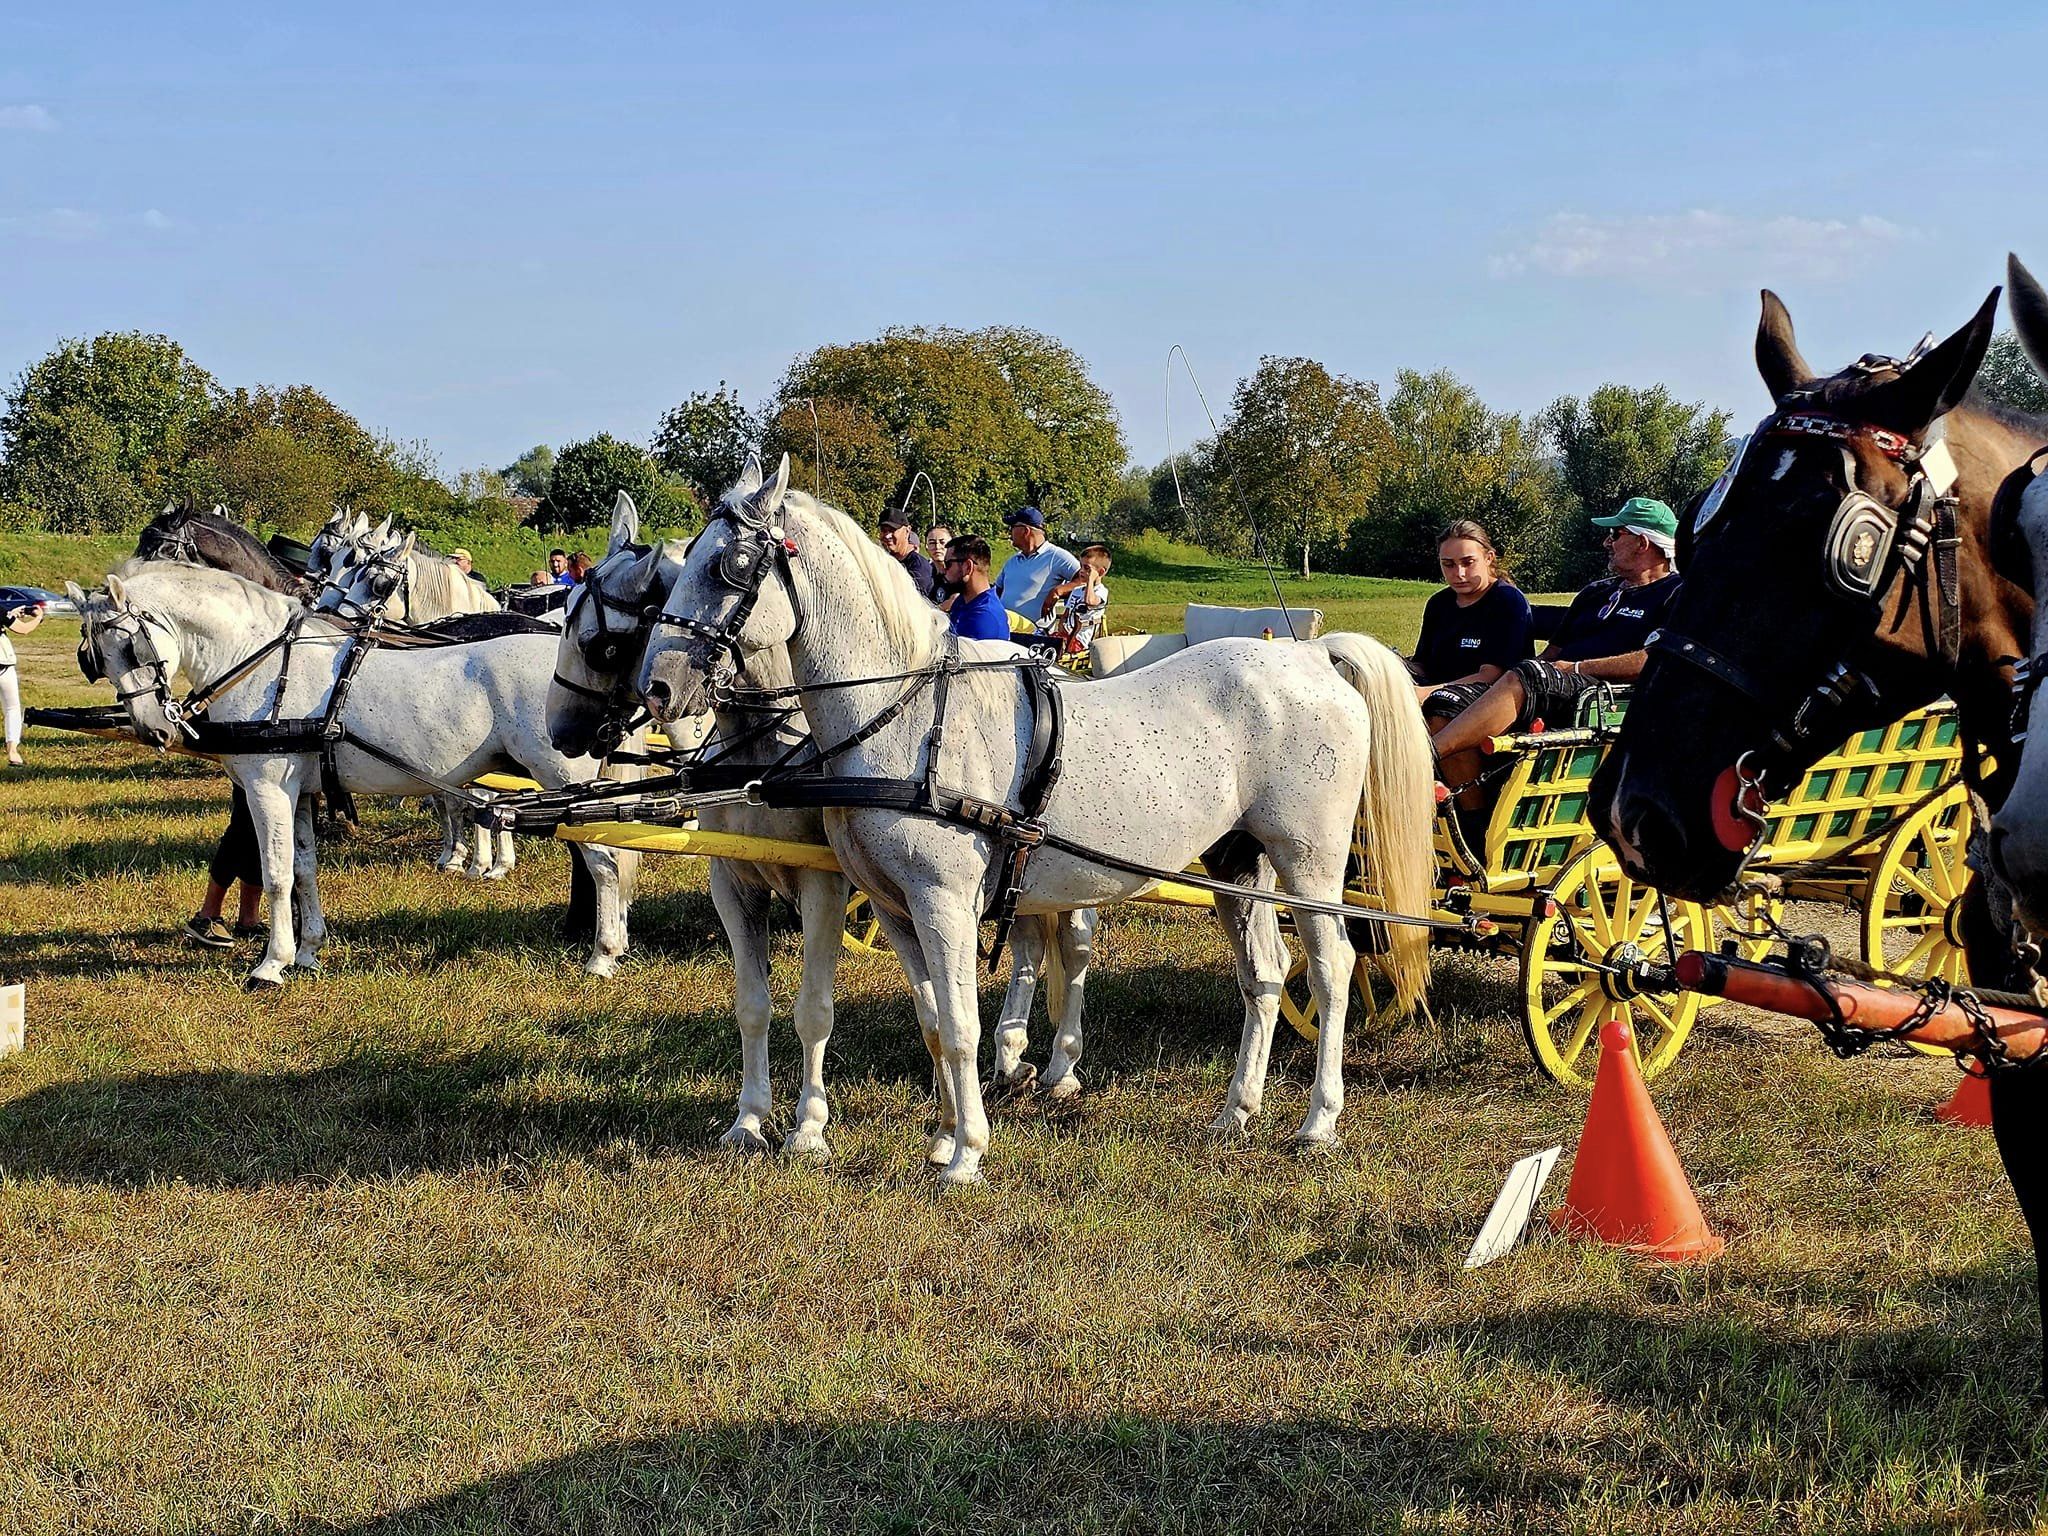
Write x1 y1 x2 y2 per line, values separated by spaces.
0 984 21 1057
1463 1145 1562 1270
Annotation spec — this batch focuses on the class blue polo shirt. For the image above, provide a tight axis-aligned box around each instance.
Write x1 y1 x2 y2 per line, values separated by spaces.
949 587 1012 641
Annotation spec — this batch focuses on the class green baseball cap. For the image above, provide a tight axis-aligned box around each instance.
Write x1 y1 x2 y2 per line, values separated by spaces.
1589 496 1679 538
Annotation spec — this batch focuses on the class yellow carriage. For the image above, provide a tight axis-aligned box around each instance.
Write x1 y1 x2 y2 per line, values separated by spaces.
1284 696 1972 1086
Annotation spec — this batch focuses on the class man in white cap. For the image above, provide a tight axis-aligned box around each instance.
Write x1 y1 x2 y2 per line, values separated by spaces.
1426 497 1682 806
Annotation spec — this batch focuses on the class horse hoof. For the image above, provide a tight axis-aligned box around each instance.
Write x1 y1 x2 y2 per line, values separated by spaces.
244 973 284 992
286 961 321 978
782 1129 831 1161
985 1063 1037 1104
482 866 511 882
1207 1115 1252 1145
1292 1131 1340 1157
927 1133 957 1166
720 1126 773 1156
1041 1074 1083 1102
582 957 619 979
937 1163 986 1189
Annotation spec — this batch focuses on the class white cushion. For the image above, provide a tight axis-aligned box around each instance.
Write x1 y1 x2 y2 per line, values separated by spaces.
1089 632 1187 677
1182 603 1323 645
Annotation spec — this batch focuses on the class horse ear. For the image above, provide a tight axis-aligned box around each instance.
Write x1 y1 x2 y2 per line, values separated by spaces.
400 532 416 558
64 580 87 606
733 453 764 500
608 491 641 557
1858 287 2002 436
106 574 130 611
373 515 393 544
1756 290 1813 403
758 453 792 513
2009 254 2048 386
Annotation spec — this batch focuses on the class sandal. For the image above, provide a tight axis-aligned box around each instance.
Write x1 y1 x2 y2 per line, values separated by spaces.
183 914 233 949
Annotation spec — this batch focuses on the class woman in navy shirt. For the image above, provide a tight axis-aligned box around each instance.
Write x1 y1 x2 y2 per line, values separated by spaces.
1410 520 1532 700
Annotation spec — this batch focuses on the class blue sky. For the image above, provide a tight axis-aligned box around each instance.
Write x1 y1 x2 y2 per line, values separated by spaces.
5 1 2045 478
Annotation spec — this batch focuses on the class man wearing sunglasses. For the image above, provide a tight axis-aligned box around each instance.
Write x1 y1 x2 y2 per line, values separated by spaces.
943 536 1013 641
1424 497 1681 803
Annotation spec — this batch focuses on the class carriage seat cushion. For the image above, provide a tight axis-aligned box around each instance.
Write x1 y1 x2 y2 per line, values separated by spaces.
1088 603 1326 678
1181 603 1323 645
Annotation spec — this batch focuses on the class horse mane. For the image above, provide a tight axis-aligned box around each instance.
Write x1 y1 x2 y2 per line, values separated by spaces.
781 490 948 667
404 553 473 616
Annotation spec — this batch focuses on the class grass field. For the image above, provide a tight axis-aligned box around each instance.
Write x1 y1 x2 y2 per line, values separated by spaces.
4 602 2048 1533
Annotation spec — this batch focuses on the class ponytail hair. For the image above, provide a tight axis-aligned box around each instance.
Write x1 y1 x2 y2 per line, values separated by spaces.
1435 519 1512 584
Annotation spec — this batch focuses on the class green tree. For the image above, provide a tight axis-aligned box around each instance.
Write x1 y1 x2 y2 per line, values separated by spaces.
652 384 757 509
543 433 696 531
500 444 556 500
0 331 218 531
184 384 412 535
1353 369 1562 584
1207 356 1385 578
1540 383 1731 587
1976 331 2048 416
760 325 1125 535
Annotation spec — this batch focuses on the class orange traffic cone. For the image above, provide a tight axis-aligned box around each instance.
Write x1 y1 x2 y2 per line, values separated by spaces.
1936 1067 1993 1127
1551 1019 1724 1262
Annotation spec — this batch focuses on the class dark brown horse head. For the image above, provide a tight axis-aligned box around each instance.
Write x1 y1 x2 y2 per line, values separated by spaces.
1591 283 2037 901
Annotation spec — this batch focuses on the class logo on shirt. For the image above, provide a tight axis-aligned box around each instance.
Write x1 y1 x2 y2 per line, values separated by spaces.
1598 588 1648 622
1458 636 1481 650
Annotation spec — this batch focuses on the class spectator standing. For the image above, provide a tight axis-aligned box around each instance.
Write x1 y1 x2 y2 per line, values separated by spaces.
567 552 594 584
549 549 573 585
944 537 1012 641
185 786 265 947
991 506 1080 624
879 514 946 603
1 599 45 766
926 523 952 571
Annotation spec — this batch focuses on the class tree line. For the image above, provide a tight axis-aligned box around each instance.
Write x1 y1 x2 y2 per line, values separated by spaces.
7 326 2045 590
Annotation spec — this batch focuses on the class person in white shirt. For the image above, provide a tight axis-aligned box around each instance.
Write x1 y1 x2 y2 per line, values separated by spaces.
990 505 1080 625
0 599 45 766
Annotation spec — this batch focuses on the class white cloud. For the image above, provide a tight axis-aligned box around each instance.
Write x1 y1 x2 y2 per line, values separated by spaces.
0 104 56 132
0 207 101 241
140 208 174 230
1490 209 1917 285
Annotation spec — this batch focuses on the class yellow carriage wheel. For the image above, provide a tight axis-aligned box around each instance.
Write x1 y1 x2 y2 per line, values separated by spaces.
1521 845 1708 1087
1861 787 1971 1054
842 892 889 953
1712 886 1783 966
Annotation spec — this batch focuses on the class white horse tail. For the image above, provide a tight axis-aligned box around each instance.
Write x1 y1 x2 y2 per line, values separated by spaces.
1317 632 1435 1013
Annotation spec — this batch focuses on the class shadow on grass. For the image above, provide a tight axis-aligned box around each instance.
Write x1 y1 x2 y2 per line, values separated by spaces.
271 1416 1591 1535
0 831 224 882
0 1032 737 1188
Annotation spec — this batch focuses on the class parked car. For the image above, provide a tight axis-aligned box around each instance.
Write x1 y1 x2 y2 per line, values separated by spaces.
1 584 73 617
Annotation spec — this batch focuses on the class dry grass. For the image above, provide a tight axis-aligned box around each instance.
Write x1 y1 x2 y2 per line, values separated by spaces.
2 622 2046 1534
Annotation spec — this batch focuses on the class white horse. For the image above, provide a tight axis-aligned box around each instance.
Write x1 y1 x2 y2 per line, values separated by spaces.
634 456 1435 1184
71 565 639 985
548 488 1096 1157
314 526 523 880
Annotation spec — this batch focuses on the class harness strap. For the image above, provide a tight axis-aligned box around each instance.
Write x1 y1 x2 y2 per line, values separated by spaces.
985 662 1066 969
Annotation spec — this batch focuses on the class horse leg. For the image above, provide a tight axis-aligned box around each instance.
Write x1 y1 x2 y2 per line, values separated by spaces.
991 916 1045 1091
576 841 632 977
1991 1074 2048 1398
784 870 849 1158
433 797 464 874
288 794 327 975
869 905 955 1166
242 769 302 989
710 861 775 1154
1037 907 1098 1100
905 888 991 1185
1202 837 1285 1140
491 826 518 878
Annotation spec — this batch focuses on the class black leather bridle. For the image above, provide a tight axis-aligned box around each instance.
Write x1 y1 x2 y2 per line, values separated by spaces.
1649 402 1961 770
646 498 807 679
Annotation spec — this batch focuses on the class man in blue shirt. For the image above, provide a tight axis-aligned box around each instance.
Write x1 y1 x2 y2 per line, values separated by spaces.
945 536 1013 641
990 506 1080 624
548 549 574 586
